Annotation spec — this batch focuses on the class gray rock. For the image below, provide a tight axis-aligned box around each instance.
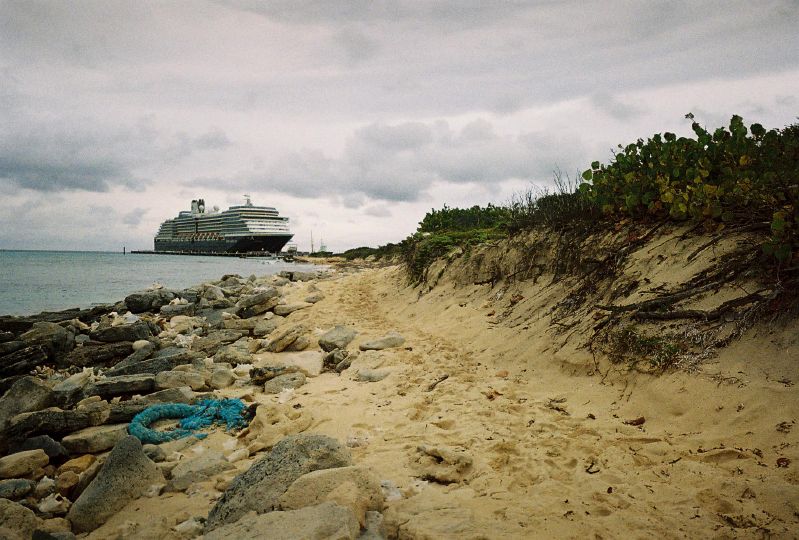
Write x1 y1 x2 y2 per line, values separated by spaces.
0 331 15 343
356 369 390 383
159 302 195 318
104 350 201 377
192 330 248 355
205 434 352 531
235 288 279 311
335 358 353 373
10 436 68 460
60 424 129 455
99 342 155 377
263 372 306 394
0 449 49 479
82 374 155 400
89 321 152 343
142 444 166 463
323 349 349 369
285 335 310 352
238 297 280 319
0 376 54 434
19 322 73 359
205 502 358 540
265 324 306 353
0 340 24 356
214 345 252 366
67 436 164 533
124 290 177 313
179 288 200 304
52 371 92 409
253 318 281 337
279 271 324 282
0 478 34 500
154 370 206 391
359 332 405 351
0 498 41 539
5 408 92 443
318 326 358 353
168 451 235 492
273 303 313 317
0 345 49 377
304 292 325 304
61 341 132 368
209 367 236 389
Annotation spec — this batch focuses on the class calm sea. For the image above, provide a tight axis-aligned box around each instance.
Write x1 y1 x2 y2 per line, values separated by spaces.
0 250 319 316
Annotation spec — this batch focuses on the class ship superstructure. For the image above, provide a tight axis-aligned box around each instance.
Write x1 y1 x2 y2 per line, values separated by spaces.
154 196 294 254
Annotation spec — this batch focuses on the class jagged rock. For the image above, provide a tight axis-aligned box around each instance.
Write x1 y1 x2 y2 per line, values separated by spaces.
234 288 279 315
5 408 92 442
58 455 95 476
0 376 54 433
253 318 281 337
304 292 325 304
82 374 155 400
55 470 80 497
336 357 353 373
263 372 306 394
0 449 49 479
265 324 307 353
168 451 235 492
323 349 348 369
279 466 384 527
238 297 280 319
285 335 310 351
62 341 132 368
0 340 24 356
255 351 324 378
11 436 68 460
192 330 247 355
222 317 258 332
19 322 73 359
318 326 358 352
90 321 152 343
74 400 111 426
124 290 177 314
201 285 226 301
356 369 391 383
206 434 352 531
34 476 55 498
159 303 195 318
249 365 297 384
61 424 129 455
359 332 406 351
155 370 206 391
0 498 41 539
142 445 166 463
0 331 15 343
103 342 155 374
273 303 313 317
0 478 34 500
52 371 92 408
104 349 201 377
210 367 236 389
279 271 323 282
0 345 49 377
67 436 164 533
205 502 359 540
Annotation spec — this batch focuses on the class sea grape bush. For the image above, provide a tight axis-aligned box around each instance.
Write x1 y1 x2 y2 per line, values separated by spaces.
580 115 799 262
417 204 510 233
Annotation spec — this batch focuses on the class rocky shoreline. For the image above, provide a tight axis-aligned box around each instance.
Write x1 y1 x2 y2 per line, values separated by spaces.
0 267 401 539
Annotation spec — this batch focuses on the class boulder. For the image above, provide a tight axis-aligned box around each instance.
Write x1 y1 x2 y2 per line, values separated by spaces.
0 478 34 500
318 326 358 353
104 349 201 377
192 330 248 355
279 466 384 527
263 372 306 394
323 349 349 370
359 332 405 351
0 345 49 377
159 303 195 318
154 370 206 391
253 318 280 337
205 434 352 531
0 449 49 479
61 341 133 368
0 498 41 539
19 322 73 359
273 303 313 317
285 335 310 352
10 435 68 460
0 376 54 433
355 369 391 383
89 321 152 343
55 471 80 496
201 285 226 301
0 340 24 356
67 436 164 533
168 451 235 492
82 374 155 400
304 292 325 304
124 290 176 313
52 371 92 408
5 409 92 445
235 288 279 313
205 502 358 540
214 345 252 366
0 331 15 343
60 424 129 454
104 342 156 375
209 367 236 389
265 325 307 353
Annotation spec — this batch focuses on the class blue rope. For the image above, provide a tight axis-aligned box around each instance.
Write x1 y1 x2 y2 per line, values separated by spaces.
128 398 249 445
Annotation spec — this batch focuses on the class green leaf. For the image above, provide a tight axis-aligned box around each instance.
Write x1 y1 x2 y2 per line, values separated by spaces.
582 169 593 181
751 123 766 137
591 161 600 169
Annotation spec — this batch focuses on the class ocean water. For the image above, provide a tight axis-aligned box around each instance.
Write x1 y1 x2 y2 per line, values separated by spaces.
0 250 319 316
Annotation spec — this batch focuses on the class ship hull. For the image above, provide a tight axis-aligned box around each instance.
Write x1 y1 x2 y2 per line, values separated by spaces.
154 234 293 254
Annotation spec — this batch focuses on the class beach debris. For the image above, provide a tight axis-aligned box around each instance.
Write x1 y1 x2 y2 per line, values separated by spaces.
585 460 601 474
413 444 473 484
546 397 569 415
425 373 449 392
776 457 791 468
482 389 503 401
623 416 646 426
128 399 251 445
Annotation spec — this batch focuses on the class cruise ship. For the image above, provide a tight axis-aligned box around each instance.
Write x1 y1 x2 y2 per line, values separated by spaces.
154 196 294 254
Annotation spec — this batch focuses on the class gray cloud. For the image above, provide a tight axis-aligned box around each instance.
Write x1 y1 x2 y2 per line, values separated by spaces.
122 208 148 226
591 93 644 121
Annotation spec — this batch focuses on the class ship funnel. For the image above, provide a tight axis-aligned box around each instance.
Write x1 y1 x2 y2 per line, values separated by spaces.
191 199 199 214
198 199 205 213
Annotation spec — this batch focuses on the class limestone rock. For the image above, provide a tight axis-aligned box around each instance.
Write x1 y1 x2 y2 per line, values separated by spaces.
19 322 73 359
55 470 80 496
209 367 236 389
168 451 235 492
52 371 92 408
58 455 96 475
253 318 280 337
155 370 206 391
304 292 325 304
255 351 323 377
104 349 201 377
205 434 352 531
11 436 68 460
243 403 313 451
159 303 195 318
38 492 71 515
83 374 155 399
0 345 49 377
0 449 49 479
318 326 358 353
4 408 91 442
90 321 152 343
205 502 358 540
0 376 54 433
279 466 384 527
263 372 306 394
0 478 34 500
285 335 310 352
61 341 132 368
273 303 313 317
356 368 391 383
265 324 306 353
67 436 164 533
124 290 176 313
0 498 41 539
61 424 129 455
359 332 405 351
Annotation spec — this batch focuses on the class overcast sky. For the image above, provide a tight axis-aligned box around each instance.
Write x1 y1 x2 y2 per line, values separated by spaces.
1 0 797 252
